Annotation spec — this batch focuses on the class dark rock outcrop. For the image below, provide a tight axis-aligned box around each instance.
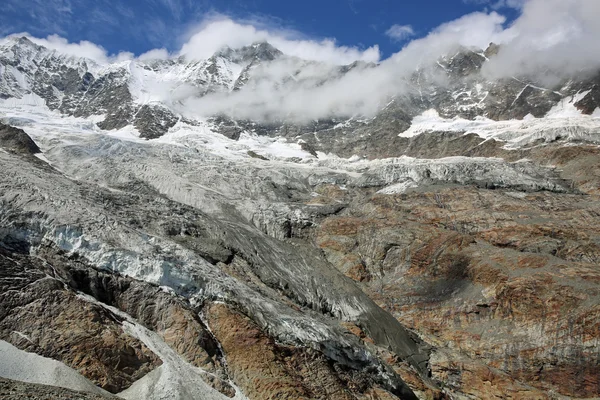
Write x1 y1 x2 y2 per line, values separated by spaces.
0 123 40 154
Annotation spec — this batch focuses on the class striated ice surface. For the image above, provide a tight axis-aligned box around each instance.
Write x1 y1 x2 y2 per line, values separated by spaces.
0 146 419 382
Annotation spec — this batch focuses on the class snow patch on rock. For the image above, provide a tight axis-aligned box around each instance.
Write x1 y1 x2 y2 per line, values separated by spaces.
377 180 419 195
402 106 600 148
75 293 247 400
0 340 111 396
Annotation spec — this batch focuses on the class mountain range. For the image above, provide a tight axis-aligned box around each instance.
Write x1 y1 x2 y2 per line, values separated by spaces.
1 36 599 399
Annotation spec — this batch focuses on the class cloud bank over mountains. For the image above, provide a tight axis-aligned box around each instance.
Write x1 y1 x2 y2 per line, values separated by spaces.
179 17 381 65
2 0 599 122
482 0 600 82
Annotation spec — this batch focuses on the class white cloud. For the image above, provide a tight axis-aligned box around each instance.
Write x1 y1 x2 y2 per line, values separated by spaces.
482 0 600 83
179 17 380 64
29 34 112 63
25 34 134 64
177 12 509 122
385 24 415 42
180 0 600 122
179 62 396 123
388 12 509 68
2 0 600 123
138 48 170 61
1 33 165 64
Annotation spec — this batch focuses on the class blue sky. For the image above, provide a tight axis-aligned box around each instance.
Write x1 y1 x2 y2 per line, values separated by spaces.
1 0 522 59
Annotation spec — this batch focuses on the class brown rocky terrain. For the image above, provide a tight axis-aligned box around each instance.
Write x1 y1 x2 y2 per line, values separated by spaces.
205 302 424 400
1 122 599 399
308 143 600 398
0 249 161 393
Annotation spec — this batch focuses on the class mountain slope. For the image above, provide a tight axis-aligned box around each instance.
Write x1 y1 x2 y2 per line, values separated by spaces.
0 38 599 399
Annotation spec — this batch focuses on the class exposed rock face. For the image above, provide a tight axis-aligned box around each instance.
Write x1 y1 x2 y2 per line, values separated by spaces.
0 122 40 154
0 239 243 397
47 252 223 373
205 303 416 400
0 247 162 393
312 183 600 398
573 72 600 114
134 105 180 139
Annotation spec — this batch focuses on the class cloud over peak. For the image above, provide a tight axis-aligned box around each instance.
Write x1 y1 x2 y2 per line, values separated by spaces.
2 0 599 123
482 0 600 82
11 34 134 64
179 17 381 64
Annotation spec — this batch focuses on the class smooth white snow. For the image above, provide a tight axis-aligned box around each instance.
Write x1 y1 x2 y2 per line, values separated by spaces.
401 103 600 148
0 97 313 162
119 322 247 400
0 340 112 395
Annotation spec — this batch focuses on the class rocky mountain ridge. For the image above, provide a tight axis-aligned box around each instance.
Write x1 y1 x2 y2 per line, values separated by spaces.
2 36 599 148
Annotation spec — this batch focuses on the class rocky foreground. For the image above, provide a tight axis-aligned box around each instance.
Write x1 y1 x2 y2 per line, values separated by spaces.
1 113 599 399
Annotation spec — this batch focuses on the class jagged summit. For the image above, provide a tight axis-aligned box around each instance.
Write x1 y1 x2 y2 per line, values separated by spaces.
484 42 500 58
0 35 85 63
215 41 283 63
0 35 599 148
3 35 35 47
435 46 488 76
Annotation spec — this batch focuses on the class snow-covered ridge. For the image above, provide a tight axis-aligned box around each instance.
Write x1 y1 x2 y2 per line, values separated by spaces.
0 94 315 161
3 34 600 148
402 95 600 148
0 36 248 104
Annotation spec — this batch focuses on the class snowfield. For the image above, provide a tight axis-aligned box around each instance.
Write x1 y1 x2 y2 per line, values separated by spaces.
402 96 600 148
0 340 112 396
